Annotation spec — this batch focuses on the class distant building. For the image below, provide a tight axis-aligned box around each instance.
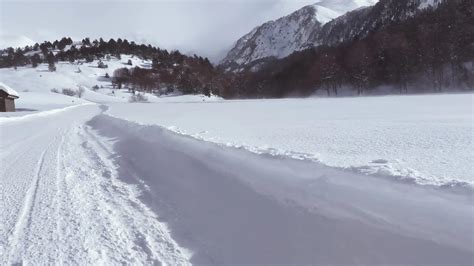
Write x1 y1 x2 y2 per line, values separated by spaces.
97 60 108 69
0 82 19 112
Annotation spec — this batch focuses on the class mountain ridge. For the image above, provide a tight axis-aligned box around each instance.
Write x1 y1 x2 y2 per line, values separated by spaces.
221 0 378 68
221 0 447 70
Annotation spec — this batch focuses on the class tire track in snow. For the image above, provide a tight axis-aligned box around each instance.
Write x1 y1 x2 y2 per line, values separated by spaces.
0 127 55 262
7 142 51 264
54 132 66 262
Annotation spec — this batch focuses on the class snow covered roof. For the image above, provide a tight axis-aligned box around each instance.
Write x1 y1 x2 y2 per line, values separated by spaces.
0 82 19 98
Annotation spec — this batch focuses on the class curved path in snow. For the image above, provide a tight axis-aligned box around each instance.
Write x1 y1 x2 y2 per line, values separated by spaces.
1 104 473 265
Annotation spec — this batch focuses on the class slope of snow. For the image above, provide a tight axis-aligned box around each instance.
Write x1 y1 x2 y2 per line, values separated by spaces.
313 5 342 24
0 55 140 111
0 56 220 115
418 0 443 9
106 93 474 188
316 0 378 14
0 34 35 49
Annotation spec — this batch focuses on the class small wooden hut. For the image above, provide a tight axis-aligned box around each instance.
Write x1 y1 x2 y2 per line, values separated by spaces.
0 82 19 112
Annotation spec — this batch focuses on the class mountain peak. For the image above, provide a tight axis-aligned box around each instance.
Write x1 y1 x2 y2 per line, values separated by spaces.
221 1 379 68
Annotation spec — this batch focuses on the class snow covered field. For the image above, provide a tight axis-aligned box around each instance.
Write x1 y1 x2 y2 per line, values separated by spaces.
107 93 474 188
1 103 473 264
1 58 473 264
88 111 474 265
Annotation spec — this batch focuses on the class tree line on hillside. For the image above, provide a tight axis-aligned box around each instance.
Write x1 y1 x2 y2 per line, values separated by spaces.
111 55 218 96
1 37 173 67
0 37 221 95
218 0 473 98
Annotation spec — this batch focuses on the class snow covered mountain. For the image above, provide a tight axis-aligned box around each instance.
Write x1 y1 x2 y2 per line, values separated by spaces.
221 0 446 70
0 34 35 49
221 0 379 68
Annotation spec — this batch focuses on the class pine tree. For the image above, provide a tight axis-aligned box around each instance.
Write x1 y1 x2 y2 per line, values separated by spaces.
82 38 91 46
47 52 56 72
31 54 41 68
152 57 160 70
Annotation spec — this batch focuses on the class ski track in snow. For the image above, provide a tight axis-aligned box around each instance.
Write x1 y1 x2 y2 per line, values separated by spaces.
0 105 189 265
7 139 54 263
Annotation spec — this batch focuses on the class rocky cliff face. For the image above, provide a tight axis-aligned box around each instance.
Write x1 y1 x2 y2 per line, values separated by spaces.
221 5 326 67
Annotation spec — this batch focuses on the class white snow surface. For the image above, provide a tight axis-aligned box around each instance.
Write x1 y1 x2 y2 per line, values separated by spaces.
88 111 474 264
419 0 444 9
0 34 35 49
2 103 473 264
313 5 342 24
1 58 473 264
107 94 474 187
316 0 378 14
0 105 191 264
0 82 19 97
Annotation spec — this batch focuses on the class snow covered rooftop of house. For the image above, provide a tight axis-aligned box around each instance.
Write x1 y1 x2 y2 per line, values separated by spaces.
0 82 19 97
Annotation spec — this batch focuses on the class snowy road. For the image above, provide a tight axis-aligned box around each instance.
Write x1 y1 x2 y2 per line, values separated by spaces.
1 104 473 265
0 105 189 264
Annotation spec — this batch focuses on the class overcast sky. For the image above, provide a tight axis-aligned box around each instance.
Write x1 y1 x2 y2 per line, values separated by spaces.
0 0 316 62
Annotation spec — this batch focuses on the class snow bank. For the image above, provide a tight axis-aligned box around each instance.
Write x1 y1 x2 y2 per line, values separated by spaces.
88 114 474 265
0 103 94 124
106 93 474 188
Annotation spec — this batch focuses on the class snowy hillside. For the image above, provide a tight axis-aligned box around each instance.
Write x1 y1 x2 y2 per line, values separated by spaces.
0 34 35 49
221 0 378 67
0 55 220 115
